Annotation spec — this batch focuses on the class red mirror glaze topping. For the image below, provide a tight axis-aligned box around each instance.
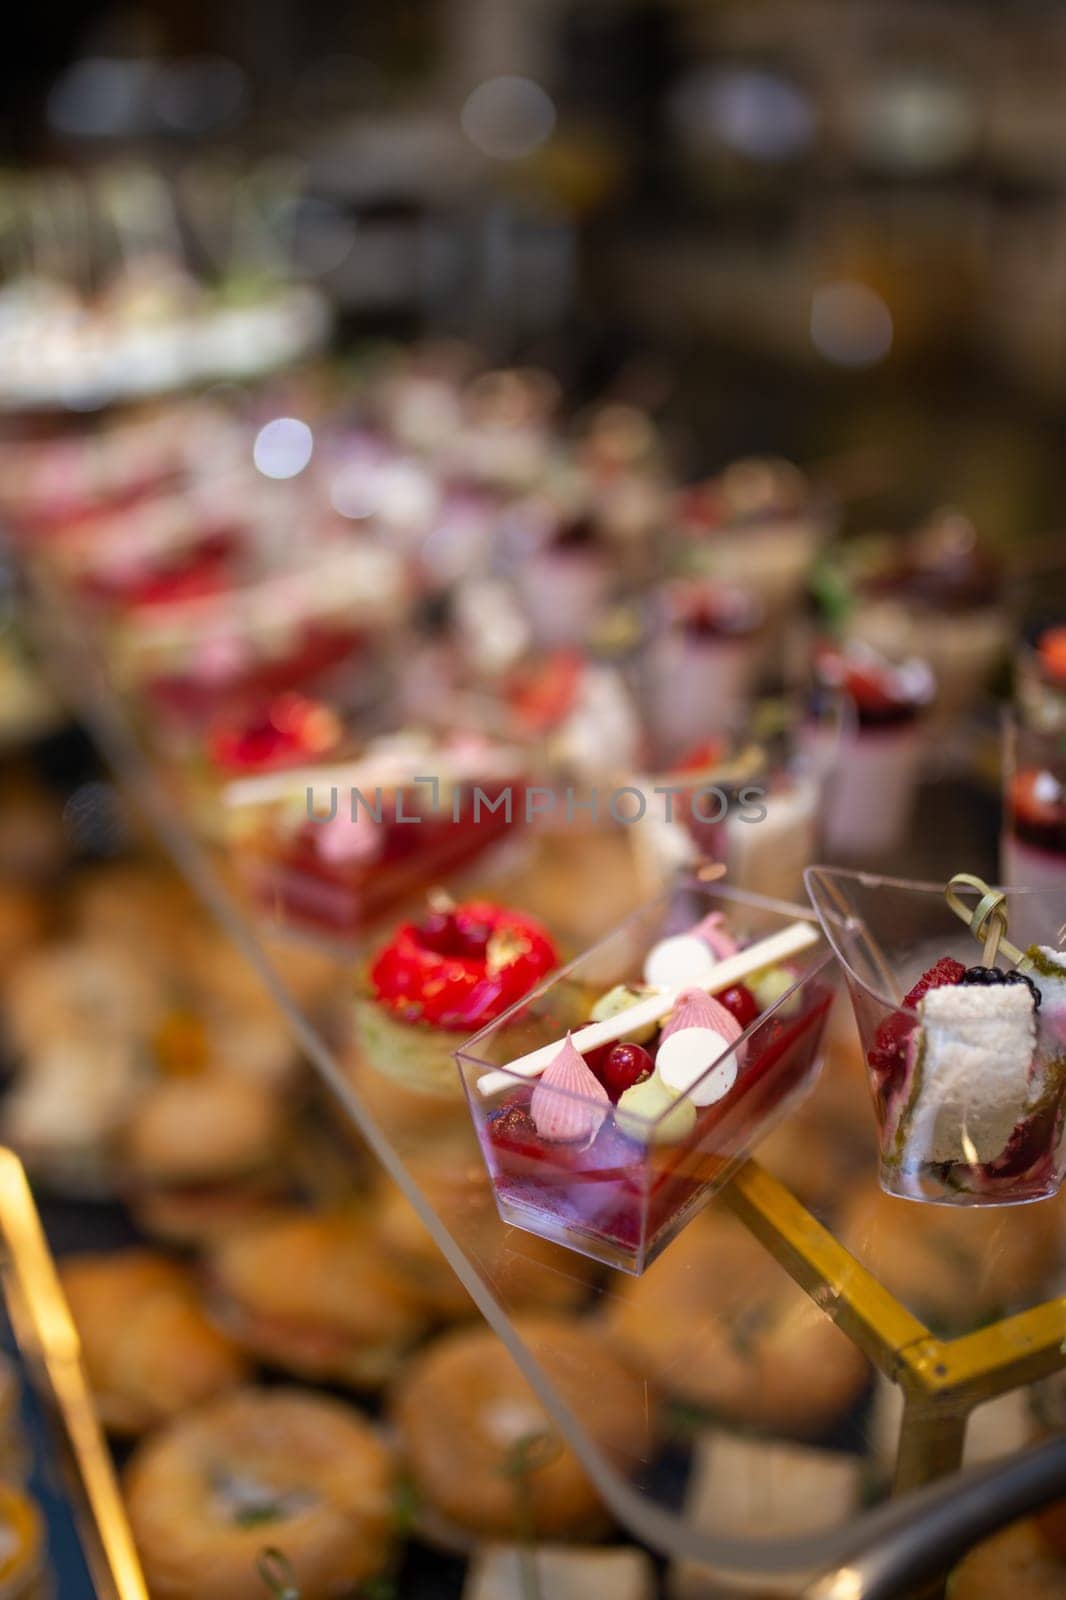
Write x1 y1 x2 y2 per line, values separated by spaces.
369 900 559 1031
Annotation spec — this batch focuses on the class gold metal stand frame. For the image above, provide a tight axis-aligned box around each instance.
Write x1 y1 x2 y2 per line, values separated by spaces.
726 1160 1066 1494
0 1147 149 1600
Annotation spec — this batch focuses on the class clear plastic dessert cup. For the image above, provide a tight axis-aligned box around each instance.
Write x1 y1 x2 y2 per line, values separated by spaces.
1001 716 1066 955
456 879 834 1274
806 866 1066 1207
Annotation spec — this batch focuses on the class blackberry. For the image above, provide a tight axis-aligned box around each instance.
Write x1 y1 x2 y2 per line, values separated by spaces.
960 965 1040 1008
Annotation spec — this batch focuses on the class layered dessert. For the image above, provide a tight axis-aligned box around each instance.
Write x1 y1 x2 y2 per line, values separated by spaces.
504 649 644 797
806 642 934 857
841 511 1007 721
517 512 614 651
1002 736 1066 955
172 691 347 841
114 544 407 738
864 947 1066 1202
1017 623 1066 734
575 401 670 551
674 457 825 620
458 905 831 1272
644 580 764 763
446 367 559 492
228 733 529 939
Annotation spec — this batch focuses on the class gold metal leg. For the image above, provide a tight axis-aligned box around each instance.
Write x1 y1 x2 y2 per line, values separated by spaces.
893 1395 969 1495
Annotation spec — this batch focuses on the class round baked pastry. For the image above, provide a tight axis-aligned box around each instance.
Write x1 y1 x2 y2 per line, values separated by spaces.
68 862 198 971
373 1160 594 1320
60 1250 249 1435
182 923 337 1015
124 1388 396 1600
207 1209 425 1386
2 1028 144 1190
121 1073 289 1244
839 1180 1062 1329
392 1316 651 1542
2 937 165 1054
605 1207 869 1436
949 1519 1066 1600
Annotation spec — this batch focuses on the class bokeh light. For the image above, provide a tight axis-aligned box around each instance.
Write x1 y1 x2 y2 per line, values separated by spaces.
810 281 894 368
253 418 314 479
460 76 556 161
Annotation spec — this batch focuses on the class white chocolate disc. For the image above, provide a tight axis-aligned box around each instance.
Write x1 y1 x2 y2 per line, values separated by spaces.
643 934 717 990
656 1026 738 1106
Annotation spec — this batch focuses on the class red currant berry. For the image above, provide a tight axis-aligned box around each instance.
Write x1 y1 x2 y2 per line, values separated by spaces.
717 984 758 1029
600 1043 654 1103
582 1036 614 1085
417 909 463 955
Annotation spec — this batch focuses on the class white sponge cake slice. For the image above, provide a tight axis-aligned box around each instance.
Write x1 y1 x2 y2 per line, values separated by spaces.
900 983 1036 1166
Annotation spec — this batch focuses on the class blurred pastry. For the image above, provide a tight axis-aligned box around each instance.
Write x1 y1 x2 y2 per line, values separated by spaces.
60 1250 248 1435
948 1519 1066 1600
182 923 338 1015
207 1209 425 1386
0 777 67 884
605 1207 869 1436
392 1316 652 1543
2 1030 143 1190
124 1388 396 1600
121 1074 289 1243
839 1180 1062 1329
2 938 165 1054
373 1161 594 1320
675 457 826 620
68 860 198 971
0 887 46 983
842 510 1007 723
202 1002 302 1089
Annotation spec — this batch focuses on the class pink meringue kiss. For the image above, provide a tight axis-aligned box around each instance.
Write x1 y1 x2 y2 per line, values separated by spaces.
530 1032 610 1144
660 987 743 1046
657 987 744 1106
692 912 740 961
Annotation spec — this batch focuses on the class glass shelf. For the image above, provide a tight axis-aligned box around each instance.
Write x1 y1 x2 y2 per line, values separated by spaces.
17 573 1066 1598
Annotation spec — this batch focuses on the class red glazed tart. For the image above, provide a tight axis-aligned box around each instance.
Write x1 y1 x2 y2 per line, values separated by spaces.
355 902 559 1101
